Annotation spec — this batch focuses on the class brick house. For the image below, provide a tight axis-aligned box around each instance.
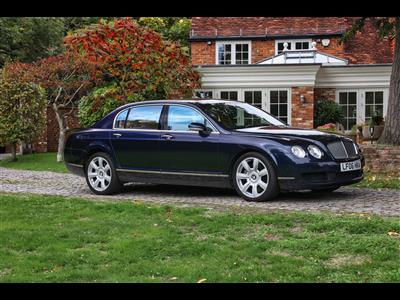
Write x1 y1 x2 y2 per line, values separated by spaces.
190 17 394 129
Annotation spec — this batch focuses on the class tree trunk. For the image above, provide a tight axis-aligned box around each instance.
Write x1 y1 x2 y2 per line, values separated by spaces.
52 103 67 163
378 17 400 145
10 142 17 162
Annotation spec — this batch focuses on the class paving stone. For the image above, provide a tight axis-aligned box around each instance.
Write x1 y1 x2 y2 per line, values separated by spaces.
1 167 399 216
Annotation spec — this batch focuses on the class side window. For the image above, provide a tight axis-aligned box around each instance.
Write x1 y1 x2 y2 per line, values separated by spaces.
114 109 129 128
125 105 163 130
167 106 210 131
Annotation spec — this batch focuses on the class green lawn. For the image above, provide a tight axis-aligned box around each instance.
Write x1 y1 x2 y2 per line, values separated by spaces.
354 173 400 189
0 152 67 173
1 193 399 283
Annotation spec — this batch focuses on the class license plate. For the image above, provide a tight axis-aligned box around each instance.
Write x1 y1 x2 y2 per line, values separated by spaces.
340 160 361 172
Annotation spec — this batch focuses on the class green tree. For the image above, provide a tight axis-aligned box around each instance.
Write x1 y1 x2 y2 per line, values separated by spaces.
0 75 47 161
343 17 400 145
0 17 65 67
137 17 191 51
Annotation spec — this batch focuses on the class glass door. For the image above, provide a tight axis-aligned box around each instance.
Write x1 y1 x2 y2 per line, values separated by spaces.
337 91 358 131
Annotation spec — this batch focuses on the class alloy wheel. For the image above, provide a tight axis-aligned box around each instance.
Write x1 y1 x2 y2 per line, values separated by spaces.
87 156 112 192
236 157 269 198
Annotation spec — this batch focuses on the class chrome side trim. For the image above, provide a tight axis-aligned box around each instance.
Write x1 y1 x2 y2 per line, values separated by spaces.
278 177 296 180
67 163 83 168
116 168 229 178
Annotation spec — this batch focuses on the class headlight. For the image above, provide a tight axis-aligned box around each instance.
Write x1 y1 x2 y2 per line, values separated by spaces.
307 145 323 159
291 146 306 158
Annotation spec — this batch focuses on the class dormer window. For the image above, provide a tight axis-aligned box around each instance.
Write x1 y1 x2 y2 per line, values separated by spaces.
216 41 251 65
275 39 312 55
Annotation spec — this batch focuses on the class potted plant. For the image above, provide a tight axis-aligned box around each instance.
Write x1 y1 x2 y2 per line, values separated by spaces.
361 112 385 141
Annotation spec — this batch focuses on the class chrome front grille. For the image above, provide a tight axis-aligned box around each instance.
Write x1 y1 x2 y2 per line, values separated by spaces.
327 140 358 160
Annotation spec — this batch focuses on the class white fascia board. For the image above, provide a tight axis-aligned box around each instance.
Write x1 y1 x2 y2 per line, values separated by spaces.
197 65 321 89
316 65 392 88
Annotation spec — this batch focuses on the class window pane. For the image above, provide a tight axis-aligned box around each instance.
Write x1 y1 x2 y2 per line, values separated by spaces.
220 92 229 99
230 92 238 100
254 91 262 102
244 91 252 102
115 109 129 128
348 92 357 104
125 106 163 130
303 42 309 49
270 105 278 116
295 42 302 50
366 92 374 104
375 92 383 104
236 44 242 52
339 92 347 104
225 44 231 51
279 104 288 116
280 91 288 103
167 106 207 131
270 91 279 103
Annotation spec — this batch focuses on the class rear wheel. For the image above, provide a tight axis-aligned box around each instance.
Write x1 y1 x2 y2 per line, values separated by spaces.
85 152 122 195
232 152 279 202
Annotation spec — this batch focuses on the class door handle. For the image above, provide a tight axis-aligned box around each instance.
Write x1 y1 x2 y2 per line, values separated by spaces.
113 133 122 138
161 134 174 140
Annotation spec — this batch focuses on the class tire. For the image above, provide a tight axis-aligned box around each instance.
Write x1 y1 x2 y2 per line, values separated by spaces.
85 152 122 195
311 186 340 193
232 152 279 202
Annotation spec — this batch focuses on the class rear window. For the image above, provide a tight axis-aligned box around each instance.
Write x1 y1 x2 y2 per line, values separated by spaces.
124 105 163 130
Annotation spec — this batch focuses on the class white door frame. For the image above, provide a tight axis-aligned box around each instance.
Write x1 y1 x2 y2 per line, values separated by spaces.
335 88 389 127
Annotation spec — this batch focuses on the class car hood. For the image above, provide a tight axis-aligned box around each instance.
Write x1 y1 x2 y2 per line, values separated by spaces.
233 126 347 144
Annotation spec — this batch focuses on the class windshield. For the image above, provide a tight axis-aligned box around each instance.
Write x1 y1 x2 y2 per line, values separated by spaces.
195 101 287 130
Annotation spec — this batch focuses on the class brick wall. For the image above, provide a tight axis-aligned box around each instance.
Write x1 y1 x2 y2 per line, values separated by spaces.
291 87 314 128
191 41 215 65
190 17 394 65
360 145 400 175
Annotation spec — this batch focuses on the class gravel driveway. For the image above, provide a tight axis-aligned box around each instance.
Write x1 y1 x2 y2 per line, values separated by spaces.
1 167 399 216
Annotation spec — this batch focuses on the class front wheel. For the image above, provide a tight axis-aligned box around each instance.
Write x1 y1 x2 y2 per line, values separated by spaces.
232 152 279 202
85 152 122 195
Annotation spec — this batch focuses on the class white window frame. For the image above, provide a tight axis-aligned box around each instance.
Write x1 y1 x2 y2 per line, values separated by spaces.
215 41 252 65
212 88 292 125
275 39 312 55
335 88 389 131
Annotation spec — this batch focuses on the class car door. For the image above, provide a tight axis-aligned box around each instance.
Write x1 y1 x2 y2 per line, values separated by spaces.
159 104 222 175
110 104 164 172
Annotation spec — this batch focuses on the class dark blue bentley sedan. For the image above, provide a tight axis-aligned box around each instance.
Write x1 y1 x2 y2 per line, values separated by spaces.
64 99 364 201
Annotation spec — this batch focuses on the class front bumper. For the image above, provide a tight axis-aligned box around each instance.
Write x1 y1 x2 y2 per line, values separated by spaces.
278 169 363 191
277 156 365 191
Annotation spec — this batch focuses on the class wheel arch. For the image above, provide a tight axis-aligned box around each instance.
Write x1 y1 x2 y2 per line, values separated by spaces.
84 143 117 169
228 147 279 180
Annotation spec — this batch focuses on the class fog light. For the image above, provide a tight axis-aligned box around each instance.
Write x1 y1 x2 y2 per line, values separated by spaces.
291 146 306 158
308 145 323 159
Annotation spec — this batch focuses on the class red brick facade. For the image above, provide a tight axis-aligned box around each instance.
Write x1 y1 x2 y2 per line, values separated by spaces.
190 17 394 65
314 88 336 102
291 87 314 128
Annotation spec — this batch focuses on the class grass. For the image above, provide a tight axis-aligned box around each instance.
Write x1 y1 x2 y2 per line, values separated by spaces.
354 173 400 189
0 152 67 173
0 193 399 283
0 152 399 189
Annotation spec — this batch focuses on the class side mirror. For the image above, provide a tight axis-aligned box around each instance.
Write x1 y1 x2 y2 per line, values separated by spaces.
188 122 210 133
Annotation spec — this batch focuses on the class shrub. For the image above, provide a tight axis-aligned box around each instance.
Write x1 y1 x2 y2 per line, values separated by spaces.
0 77 47 161
314 99 344 128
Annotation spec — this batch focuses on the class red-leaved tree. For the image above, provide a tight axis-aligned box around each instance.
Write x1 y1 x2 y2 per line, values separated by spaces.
64 17 199 102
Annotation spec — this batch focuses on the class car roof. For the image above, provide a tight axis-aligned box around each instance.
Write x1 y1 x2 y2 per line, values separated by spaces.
118 99 238 108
